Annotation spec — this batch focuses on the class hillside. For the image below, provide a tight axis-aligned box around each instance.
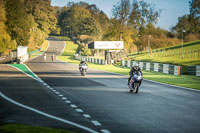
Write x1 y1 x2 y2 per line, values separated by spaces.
129 40 200 66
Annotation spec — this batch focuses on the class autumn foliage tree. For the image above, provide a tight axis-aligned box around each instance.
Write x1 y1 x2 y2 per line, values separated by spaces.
0 0 16 53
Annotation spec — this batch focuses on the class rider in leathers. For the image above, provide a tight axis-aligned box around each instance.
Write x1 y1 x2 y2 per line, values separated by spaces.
128 63 143 86
79 61 88 72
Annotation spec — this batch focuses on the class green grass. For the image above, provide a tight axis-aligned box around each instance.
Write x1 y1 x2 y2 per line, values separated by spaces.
28 40 49 59
49 35 70 41
129 40 200 66
0 123 76 133
57 41 79 64
58 41 200 90
9 64 38 79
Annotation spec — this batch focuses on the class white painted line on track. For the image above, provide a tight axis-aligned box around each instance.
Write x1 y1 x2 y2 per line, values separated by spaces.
91 120 102 126
65 101 71 104
62 97 67 100
101 129 111 133
55 92 60 94
24 64 42 81
76 109 83 113
56 41 67 63
0 92 98 133
83 114 91 118
70 104 77 108
144 78 200 92
58 94 63 97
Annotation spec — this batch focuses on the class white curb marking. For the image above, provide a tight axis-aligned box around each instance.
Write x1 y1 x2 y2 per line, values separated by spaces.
55 92 60 94
65 101 71 104
76 109 83 113
62 97 67 100
70 104 77 108
101 129 111 133
83 114 91 118
58 94 63 97
91 120 102 126
0 92 98 133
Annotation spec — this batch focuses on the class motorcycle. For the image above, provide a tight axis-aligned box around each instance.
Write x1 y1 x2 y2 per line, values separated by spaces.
80 64 88 76
129 71 143 93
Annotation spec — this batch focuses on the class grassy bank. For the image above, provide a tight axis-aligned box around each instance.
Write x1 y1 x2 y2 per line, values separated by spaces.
29 40 49 59
0 123 75 133
49 35 70 41
129 40 200 66
58 40 200 90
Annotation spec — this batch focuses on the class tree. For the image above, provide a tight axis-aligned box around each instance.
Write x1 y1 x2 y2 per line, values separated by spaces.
24 0 57 48
78 17 102 38
112 0 131 40
0 0 14 53
86 5 110 35
189 0 200 37
128 0 161 51
172 0 200 41
189 0 200 18
60 6 92 36
81 44 92 56
5 0 31 46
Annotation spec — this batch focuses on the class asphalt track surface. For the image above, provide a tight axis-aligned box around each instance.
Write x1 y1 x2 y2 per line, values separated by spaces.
1 38 200 133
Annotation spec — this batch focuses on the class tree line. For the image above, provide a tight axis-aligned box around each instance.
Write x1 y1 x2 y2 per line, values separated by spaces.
0 0 56 53
0 0 199 55
54 0 199 55
173 0 200 42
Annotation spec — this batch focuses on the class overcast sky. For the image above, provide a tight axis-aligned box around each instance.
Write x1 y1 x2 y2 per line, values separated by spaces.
51 0 190 31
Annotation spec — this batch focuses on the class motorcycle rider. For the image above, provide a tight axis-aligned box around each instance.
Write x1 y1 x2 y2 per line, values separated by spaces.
79 61 88 72
128 62 143 86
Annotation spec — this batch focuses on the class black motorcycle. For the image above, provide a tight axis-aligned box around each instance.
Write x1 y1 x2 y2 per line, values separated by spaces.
129 71 143 93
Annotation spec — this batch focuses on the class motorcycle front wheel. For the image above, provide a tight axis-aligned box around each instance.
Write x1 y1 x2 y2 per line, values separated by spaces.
133 82 139 93
81 70 86 76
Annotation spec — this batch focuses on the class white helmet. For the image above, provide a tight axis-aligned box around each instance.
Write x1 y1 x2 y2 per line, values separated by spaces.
134 62 139 70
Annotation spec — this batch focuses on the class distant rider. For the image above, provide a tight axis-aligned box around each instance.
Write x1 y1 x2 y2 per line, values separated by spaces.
128 63 143 86
79 61 88 71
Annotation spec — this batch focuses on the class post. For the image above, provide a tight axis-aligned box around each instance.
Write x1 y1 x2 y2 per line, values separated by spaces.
148 35 151 56
181 29 185 59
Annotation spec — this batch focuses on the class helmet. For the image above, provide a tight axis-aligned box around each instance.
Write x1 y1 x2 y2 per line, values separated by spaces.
134 63 139 70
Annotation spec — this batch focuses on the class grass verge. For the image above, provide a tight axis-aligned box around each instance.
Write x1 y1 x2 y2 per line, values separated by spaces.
29 40 49 59
129 40 200 66
0 123 76 133
49 35 70 41
58 40 200 90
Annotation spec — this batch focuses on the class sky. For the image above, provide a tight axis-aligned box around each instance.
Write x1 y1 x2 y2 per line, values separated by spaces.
51 0 190 31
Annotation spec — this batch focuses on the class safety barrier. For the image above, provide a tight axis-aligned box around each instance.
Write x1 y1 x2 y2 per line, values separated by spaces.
74 54 106 65
74 54 199 76
121 60 181 76
188 66 200 76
